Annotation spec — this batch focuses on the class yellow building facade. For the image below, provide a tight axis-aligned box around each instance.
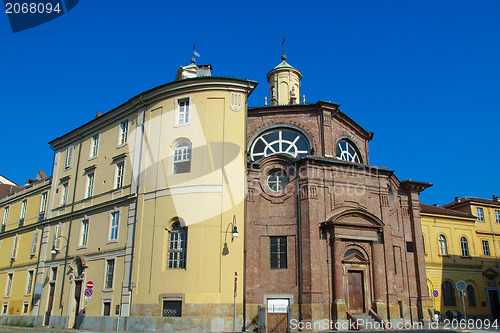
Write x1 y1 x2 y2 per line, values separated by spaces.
421 199 500 320
0 173 50 325
0 61 257 331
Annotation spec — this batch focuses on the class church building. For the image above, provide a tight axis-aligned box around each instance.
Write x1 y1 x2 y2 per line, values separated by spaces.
244 53 433 330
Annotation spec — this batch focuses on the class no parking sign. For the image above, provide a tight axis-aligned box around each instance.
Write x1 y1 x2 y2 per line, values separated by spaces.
433 290 438 297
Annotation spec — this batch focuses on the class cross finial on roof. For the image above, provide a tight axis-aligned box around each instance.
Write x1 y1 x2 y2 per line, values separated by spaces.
281 37 287 61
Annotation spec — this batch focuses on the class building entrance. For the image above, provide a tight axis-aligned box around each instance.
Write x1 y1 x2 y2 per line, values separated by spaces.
348 270 365 313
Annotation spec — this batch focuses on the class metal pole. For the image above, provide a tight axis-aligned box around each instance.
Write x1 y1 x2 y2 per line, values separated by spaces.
462 292 467 321
233 272 237 333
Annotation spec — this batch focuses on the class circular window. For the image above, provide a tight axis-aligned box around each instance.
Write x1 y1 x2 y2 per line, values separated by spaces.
250 128 311 161
336 139 362 163
267 170 289 192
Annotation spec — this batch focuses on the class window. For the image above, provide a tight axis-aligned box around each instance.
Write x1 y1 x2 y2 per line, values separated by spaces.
25 270 34 295
86 173 94 198
115 162 124 189
406 241 414 253
80 220 89 247
482 240 490 256
267 170 289 192
336 138 362 163
39 192 47 219
173 142 191 174
20 200 27 224
176 99 189 125
90 134 99 158
477 207 484 221
1 207 8 232
162 300 182 317
22 301 29 315
270 236 287 269
439 235 448 255
64 145 74 169
119 121 128 145
10 235 19 261
51 267 58 281
496 210 500 224
103 301 111 316
53 224 63 251
1 302 7 315
460 236 469 257
30 230 39 257
61 182 69 206
109 212 119 241
104 259 115 289
168 223 187 269
5 273 13 296
467 285 476 306
249 128 311 162
442 281 456 306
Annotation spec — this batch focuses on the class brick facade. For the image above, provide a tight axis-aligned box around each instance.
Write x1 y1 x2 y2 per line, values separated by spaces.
245 101 433 329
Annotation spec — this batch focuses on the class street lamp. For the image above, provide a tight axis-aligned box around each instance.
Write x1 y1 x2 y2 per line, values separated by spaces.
222 215 239 256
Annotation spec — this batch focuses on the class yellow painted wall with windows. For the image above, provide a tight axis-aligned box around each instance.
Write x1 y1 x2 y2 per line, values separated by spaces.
421 203 500 319
0 176 50 321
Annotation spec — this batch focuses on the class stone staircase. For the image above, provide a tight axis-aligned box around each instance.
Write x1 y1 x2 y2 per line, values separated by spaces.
348 310 385 330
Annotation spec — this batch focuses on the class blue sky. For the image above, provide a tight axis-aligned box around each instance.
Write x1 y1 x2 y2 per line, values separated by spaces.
1 0 499 205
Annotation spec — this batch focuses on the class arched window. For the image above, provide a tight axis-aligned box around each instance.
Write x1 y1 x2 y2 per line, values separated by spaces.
466 285 476 306
439 235 448 255
168 223 187 269
336 139 362 163
249 128 311 161
460 236 469 257
173 142 191 174
442 281 456 306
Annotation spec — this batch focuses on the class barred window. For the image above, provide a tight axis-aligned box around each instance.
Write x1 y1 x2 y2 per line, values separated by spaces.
162 300 182 317
168 223 187 269
270 236 287 269
467 285 476 306
442 281 456 306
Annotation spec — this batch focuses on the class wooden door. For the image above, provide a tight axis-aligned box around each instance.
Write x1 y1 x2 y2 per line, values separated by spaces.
45 282 55 326
73 281 82 328
267 312 287 332
348 270 365 313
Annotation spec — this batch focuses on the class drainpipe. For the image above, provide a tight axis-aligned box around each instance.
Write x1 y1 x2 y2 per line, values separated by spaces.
127 99 146 295
295 160 303 329
316 103 325 157
487 204 500 274
59 128 84 314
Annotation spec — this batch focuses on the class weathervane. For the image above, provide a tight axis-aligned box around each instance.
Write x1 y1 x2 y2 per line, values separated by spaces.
191 43 200 63
281 37 286 60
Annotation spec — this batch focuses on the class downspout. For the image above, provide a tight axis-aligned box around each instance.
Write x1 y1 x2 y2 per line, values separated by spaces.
316 103 325 157
128 97 147 294
242 86 250 332
59 128 84 314
295 160 303 328
487 204 500 274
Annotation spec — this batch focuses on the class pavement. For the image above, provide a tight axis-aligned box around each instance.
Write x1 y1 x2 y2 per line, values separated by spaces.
0 322 499 333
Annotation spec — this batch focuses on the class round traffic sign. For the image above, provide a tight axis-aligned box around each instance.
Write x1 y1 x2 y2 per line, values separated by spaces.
433 290 439 297
86 281 94 289
456 280 466 291
85 288 93 297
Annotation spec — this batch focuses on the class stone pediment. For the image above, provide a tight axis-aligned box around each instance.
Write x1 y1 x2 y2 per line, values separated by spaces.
343 253 369 264
482 267 499 280
327 209 384 229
